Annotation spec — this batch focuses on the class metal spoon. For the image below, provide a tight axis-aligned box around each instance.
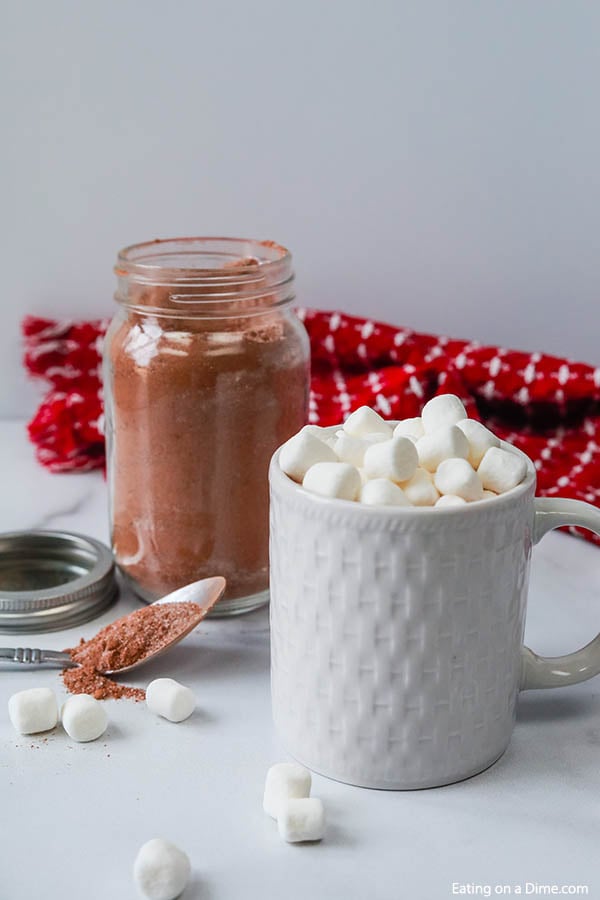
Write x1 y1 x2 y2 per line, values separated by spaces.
0 575 226 675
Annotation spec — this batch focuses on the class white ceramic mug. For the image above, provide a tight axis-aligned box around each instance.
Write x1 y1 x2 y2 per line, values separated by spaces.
269 431 600 789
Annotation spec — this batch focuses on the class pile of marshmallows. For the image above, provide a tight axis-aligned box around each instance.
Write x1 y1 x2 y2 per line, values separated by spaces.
279 394 528 508
263 762 325 843
8 677 196 742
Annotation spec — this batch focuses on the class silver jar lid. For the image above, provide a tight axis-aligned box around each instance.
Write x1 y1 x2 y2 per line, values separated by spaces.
0 530 117 634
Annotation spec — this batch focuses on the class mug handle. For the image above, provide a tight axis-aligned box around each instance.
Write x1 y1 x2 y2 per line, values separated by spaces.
521 497 600 690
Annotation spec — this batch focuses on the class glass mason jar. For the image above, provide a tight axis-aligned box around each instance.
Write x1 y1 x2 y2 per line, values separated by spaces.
103 237 310 616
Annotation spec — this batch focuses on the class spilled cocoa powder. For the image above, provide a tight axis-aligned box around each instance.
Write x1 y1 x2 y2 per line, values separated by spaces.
61 602 203 702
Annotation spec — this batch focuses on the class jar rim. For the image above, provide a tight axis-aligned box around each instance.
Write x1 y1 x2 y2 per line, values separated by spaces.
114 237 295 316
115 236 292 286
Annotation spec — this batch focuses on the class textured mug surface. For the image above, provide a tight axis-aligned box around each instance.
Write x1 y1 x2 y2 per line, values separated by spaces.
269 436 541 789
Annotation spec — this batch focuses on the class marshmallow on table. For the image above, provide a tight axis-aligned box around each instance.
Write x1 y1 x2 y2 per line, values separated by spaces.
435 494 468 508
133 838 191 900
146 678 195 723
416 425 470 472
400 468 440 506
279 428 337 483
421 394 467 433
478 447 528 494
393 417 424 441
343 406 393 439
360 479 410 507
333 432 368 468
263 763 312 819
434 458 484 502
456 419 500 468
302 462 362 501
363 437 418 483
62 694 107 742
8 688 58 735
278 798 326 843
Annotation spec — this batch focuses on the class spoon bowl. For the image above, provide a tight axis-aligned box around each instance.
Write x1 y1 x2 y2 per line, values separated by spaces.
0 575 227 675
101 576 227 675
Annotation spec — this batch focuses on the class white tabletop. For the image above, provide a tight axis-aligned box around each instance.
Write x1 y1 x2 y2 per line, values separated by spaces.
1 421 599 900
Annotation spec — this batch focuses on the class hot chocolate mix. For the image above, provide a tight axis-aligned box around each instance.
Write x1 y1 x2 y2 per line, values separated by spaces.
62 601 203 701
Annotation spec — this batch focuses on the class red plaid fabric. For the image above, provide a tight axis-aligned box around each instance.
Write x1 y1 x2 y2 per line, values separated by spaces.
22 310 600 544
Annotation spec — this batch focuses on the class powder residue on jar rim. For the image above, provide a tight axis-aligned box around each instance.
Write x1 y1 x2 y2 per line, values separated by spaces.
61 601 204 701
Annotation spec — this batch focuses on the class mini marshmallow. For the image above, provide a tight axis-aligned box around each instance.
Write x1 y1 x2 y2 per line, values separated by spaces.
133 838 191 900
333 432 368 468
400 468 440 506
8 687 58 735
360 478 411 507
435 494 468 508
363 437 418 483
278 798 326 843
416 425 470 472
263 763 312 819
302 462 362 501
303 424 327 438
482 490 497 500
343 406 393 439
393 417 425 441
434 458 484 502
363 432 390 445
421 394 467 433
146 678 196 723
477 447 528 494
279 428 337 483
61 694 107 742
456 419 501 468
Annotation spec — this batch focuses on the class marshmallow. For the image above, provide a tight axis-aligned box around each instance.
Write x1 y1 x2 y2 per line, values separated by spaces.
393 417 425 441
477 447 528 494
343 406 392 439
363 432 389 445
146 678 196 723
421 394 468 433
435 494 468 508
8 688 58 735
278 798 326 843
303 425 327 438
482 490 497 500
133 838 191 900
400 468 440 506
416 425 470 472
62 694 107 742
279 428 337 483
302 462 362 501
434 458 484 502
360 478 411 507
363 437 418 483
333 432 368 467
456 419 501 468
263 763 312 819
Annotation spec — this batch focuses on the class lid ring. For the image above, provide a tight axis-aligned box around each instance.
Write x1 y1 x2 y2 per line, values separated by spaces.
0 530 117 634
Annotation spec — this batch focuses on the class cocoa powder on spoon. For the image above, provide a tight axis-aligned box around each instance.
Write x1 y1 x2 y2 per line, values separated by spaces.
61 602 203 701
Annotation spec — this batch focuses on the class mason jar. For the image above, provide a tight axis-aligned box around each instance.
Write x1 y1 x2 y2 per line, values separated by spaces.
103 237 310 616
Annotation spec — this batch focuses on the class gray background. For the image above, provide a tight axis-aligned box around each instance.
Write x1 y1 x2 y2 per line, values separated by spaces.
3 0 599 417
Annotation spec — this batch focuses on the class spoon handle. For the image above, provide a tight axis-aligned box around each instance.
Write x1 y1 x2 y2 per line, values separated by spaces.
0 648 78 669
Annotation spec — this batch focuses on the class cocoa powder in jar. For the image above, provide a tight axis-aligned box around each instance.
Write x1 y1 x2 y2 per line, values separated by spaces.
105 241 309 606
